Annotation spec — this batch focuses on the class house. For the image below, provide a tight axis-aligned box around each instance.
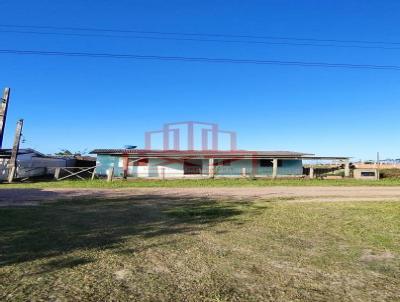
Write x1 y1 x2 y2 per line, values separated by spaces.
91 149 319 178
0 148 75 180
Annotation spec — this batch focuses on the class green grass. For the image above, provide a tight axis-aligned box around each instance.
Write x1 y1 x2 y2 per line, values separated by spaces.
1 195 399 301
2 177 400 189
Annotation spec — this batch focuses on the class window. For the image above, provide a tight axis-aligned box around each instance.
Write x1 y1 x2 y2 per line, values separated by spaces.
215 159 231 166
361 171 375 177
259 160 283 167
260 159 273 167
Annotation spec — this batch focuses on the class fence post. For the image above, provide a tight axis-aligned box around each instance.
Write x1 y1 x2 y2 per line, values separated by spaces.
107 167 114 182
54 168 61 180
242 167 246 177
91 167 96 180
161 167 165 180
309 166 314 179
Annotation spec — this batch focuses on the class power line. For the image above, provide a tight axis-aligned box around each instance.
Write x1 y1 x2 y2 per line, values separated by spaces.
2 29 400 51
0 24 399 46
0 48 399 71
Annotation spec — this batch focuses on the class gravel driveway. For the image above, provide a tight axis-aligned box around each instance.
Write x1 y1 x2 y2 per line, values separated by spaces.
1 186 400 206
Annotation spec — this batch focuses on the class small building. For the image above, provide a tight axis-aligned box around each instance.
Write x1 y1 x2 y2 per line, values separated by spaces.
353 168 379 180
91 149 320 178
0 148 75 180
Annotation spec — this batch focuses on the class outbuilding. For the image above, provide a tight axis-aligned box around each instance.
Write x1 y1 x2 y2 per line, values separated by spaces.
0 148 75 181
353 168 379 180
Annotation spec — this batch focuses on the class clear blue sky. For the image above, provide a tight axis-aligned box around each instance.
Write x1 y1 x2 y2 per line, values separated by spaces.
0 1 399 160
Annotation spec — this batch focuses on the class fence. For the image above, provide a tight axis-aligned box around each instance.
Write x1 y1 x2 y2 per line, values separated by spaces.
53 166 97 181
0 165 97 182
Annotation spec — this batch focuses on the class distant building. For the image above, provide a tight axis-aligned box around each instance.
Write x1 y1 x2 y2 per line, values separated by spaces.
0 148 75 180
353 168 379 180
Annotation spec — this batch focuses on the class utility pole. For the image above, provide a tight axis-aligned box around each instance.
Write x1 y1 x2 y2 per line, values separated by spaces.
7 119 23 183
376 151 380 180
0 87 11 149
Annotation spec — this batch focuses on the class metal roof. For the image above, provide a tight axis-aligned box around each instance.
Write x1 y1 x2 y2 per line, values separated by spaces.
0 148 46 157
301 156 351 160
90 149 314 159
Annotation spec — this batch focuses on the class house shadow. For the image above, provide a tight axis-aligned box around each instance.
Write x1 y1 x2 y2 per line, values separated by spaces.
0 189 259 268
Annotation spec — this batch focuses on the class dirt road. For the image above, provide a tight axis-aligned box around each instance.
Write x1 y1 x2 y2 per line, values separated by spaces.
1 186 400 206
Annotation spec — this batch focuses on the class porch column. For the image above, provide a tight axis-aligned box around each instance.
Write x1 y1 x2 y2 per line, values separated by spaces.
209 158 215 178
251 156 257 178
344 161 350 177
122 155 129 179
272 159 278 179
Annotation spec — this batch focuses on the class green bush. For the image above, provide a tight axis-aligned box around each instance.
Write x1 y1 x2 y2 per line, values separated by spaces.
379 169 400 179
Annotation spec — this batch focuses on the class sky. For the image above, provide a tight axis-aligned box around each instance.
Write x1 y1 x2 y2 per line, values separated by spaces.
0 0 399 160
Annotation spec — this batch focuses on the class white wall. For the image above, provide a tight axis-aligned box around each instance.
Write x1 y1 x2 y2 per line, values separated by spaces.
128 158 184 178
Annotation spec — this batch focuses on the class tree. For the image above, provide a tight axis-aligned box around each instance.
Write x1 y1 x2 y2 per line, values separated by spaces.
55 149 81 157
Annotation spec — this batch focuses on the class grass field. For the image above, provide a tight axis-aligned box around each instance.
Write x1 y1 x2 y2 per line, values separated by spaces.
2 178 400 189
1 195 399 301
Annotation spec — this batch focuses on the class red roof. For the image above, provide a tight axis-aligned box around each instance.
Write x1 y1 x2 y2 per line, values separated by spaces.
90 149 312 159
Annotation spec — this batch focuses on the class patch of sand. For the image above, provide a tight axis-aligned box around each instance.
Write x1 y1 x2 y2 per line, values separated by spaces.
114 269 131 280
360 250 396 262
